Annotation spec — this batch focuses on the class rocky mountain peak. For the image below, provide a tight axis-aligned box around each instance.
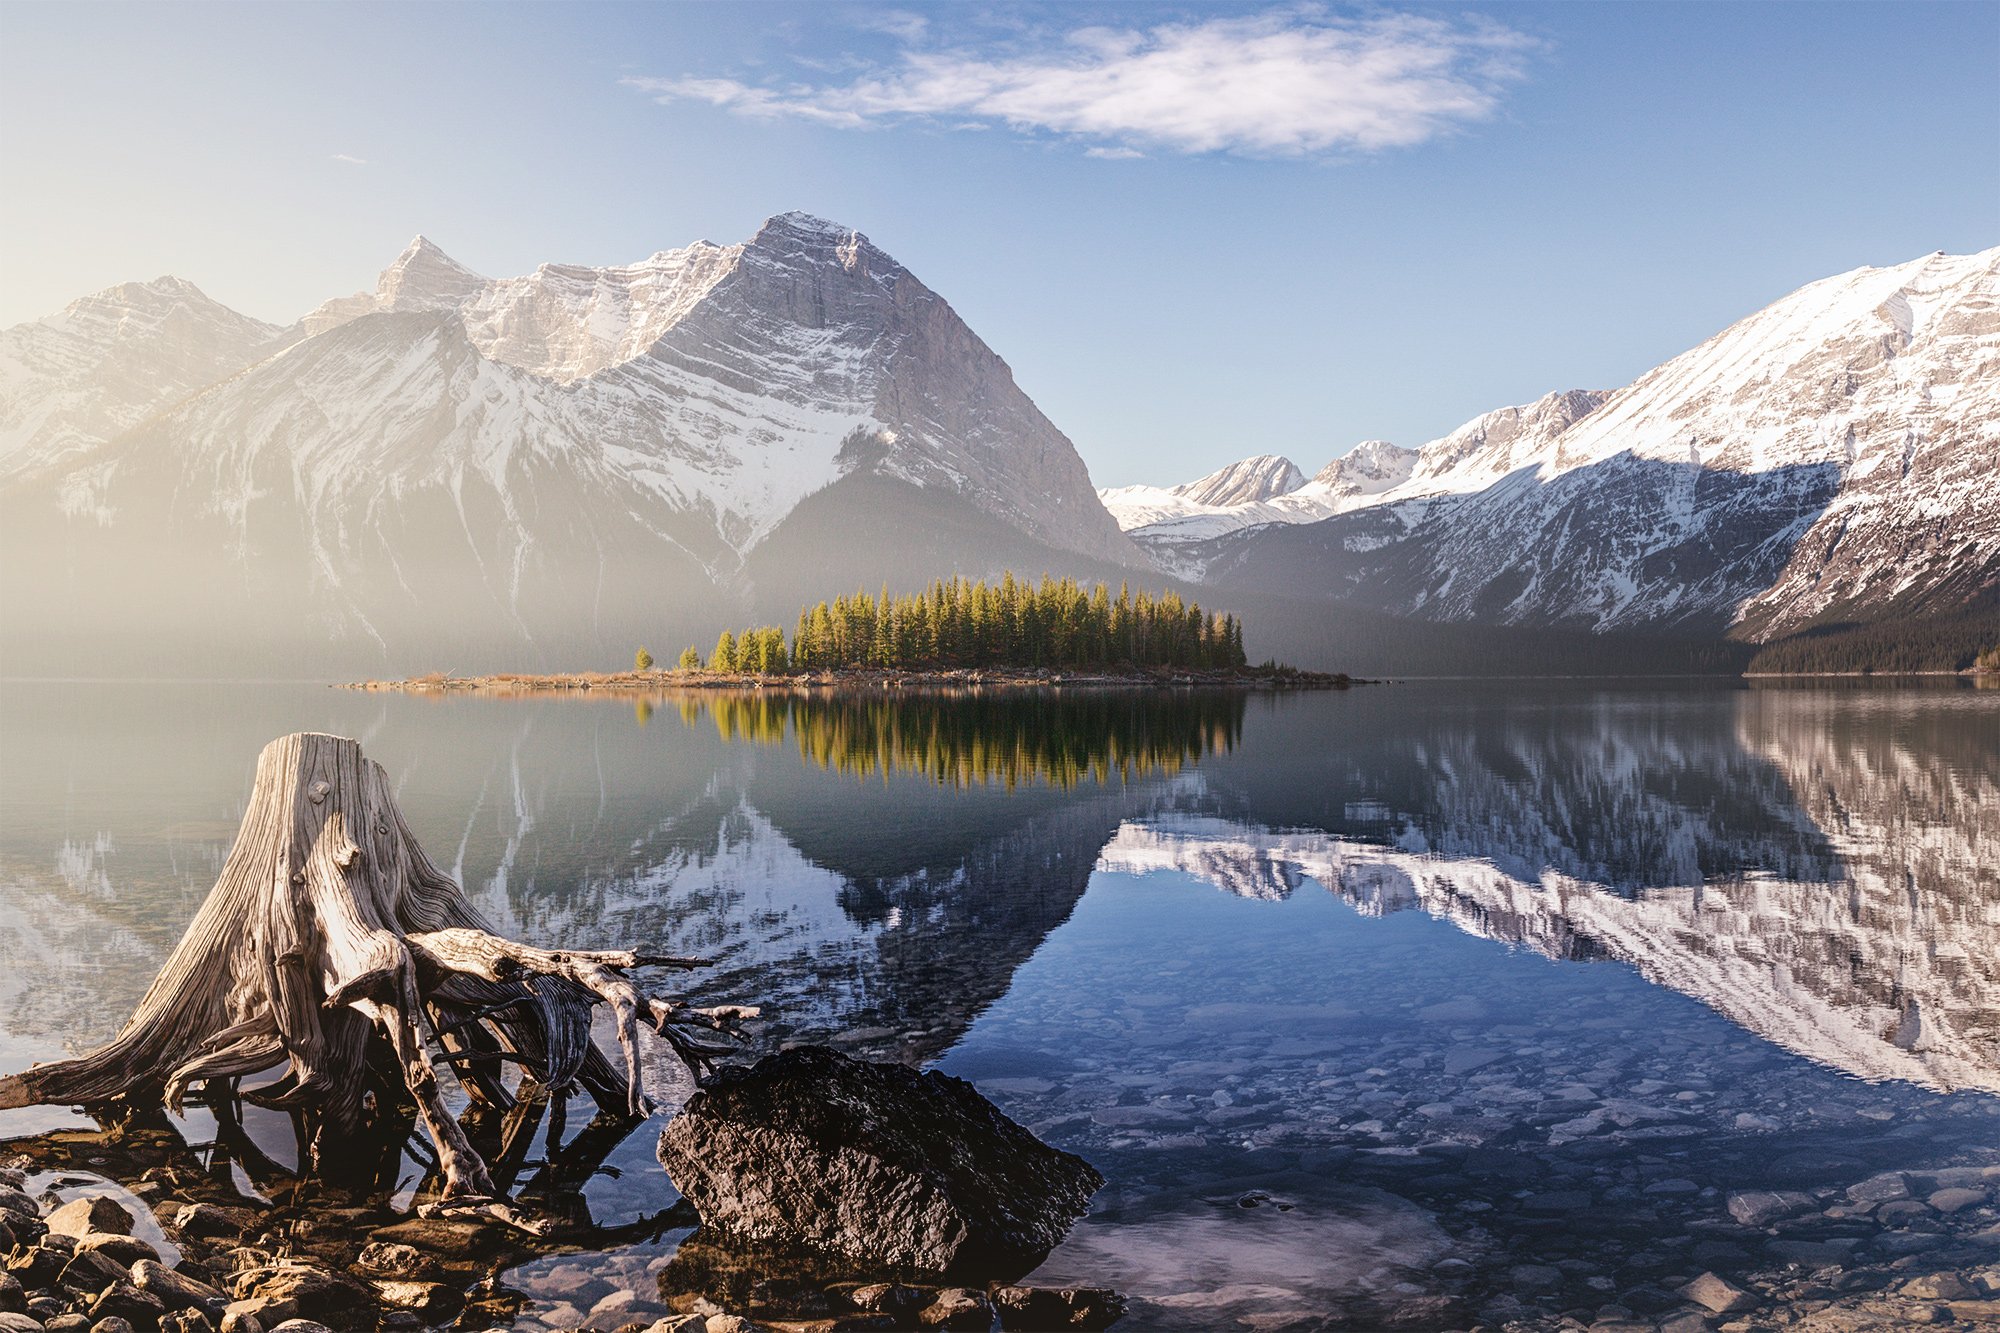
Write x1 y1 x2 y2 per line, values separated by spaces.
1313 440 1417 493
377 234 488 310
1172 455 1306 506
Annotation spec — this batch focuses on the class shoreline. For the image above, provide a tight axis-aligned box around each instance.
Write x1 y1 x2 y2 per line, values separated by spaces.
342 665 1359 695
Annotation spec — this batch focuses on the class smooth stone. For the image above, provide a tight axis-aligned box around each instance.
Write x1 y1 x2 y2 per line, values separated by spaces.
353 1243 430 1279
74 1239 156 1270
169 1207 253 1243
1904 1273 1978 1300
1848 1172 1914 1205
844 1287 929 1319
915 1289 992 1330
1877 1200 1933 1224
1931 1188 1987 1214
1727 1190 1816 1226
89 1320 136 1333
0 1315 42 1333
1680 1272 1757 1314
130 1260 226 1316
88 1284 165 1326
44 1200 133 1241
369 1282 458 1320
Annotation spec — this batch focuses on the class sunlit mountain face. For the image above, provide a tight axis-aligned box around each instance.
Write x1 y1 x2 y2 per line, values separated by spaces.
3 679 1998 1328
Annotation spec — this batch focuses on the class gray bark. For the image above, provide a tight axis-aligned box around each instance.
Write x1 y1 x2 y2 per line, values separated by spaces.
0 732 741 1198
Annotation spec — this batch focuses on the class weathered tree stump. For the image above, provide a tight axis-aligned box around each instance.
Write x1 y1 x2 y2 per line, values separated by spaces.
0 732 749 1200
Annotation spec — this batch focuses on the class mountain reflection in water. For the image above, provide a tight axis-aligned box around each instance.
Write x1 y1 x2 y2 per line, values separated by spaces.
3 679 1998 1328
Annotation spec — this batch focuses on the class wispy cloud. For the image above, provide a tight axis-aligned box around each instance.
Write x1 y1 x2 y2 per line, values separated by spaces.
623 10 1541 158
331 153 368 165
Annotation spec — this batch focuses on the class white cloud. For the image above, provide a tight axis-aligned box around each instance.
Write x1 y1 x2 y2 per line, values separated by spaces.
854 9 928 44
622 11 1540 157
331 153 368 165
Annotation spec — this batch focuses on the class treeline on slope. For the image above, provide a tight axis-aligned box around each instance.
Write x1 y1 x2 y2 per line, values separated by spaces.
662 574 1250 674
1744 608 2000 675
639 689 1247 791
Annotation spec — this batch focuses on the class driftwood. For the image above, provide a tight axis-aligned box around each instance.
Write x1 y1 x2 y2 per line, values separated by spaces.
0 731 751 1199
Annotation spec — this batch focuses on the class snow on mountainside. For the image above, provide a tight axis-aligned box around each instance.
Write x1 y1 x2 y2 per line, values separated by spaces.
1186 247 2000 635
0 212 1141 673
1312 439 1418 501
1175 454 1305 506
1099 443 1422 567
0 277 293 477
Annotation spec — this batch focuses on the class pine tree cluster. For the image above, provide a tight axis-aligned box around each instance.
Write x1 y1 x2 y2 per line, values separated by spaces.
676 573 1249 674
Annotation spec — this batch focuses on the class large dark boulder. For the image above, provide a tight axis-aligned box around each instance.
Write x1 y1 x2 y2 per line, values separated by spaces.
657 1047 1102 1276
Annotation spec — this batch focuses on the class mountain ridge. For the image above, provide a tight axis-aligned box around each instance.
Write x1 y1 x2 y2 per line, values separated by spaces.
0 212 1145 675
1110 245 2000 640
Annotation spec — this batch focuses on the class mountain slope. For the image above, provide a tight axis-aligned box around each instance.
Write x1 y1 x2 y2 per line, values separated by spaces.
1191 247 2000 637
0 277 294 478
0 214 1143 675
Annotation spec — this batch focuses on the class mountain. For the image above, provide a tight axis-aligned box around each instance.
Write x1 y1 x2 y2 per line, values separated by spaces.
1310 439 1417 504
1124 247 2000 643
1099 446 1411 577
1173 453 1304 506
0 213 1143 676
0 276 294 478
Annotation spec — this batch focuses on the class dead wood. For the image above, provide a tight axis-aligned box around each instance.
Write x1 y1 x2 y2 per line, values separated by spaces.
0 731 751 1199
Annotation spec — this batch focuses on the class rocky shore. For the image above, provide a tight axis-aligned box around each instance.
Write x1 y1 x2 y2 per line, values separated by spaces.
0 1150 1124 1333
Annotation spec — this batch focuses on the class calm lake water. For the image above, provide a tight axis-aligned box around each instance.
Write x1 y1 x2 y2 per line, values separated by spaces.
2 678 1998 1329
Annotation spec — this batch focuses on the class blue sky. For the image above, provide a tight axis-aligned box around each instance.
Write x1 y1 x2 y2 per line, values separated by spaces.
3 2 1994 486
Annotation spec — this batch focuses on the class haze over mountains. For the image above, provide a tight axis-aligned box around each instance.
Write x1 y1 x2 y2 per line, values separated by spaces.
0 217 1993 677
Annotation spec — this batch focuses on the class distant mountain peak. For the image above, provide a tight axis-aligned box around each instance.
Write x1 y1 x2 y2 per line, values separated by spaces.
378 234 487 308
761 210 862 241
1172 455 1306 506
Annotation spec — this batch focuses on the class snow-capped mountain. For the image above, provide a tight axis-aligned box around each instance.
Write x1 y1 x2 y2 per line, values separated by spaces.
1173 453 1305 507
0 277 295 478
1311 439 1418 504
1099 445 1417 573
0 213 1141 674
1124 247 2000 638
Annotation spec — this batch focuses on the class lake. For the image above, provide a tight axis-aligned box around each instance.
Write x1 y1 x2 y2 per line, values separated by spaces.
2 678 1997 1329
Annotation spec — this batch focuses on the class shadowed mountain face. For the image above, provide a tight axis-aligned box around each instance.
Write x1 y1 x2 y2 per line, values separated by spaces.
1124 248 2000 639
0 214 1142 678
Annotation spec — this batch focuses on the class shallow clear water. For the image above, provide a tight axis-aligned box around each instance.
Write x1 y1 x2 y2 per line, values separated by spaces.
2 678 1997 1328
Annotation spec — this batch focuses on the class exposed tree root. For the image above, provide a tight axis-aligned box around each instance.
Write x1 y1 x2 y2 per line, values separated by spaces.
0 732 752 1199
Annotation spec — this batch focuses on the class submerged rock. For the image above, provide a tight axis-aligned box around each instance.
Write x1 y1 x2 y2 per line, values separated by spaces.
658 1047 1103 1276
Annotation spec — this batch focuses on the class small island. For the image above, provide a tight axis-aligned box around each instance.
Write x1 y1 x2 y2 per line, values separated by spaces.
349 573 1357 694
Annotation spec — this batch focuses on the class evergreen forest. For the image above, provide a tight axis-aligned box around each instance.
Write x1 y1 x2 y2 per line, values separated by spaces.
668 574 1249 674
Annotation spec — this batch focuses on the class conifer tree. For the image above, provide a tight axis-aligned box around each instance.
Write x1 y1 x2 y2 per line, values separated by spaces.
712 629 737 674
